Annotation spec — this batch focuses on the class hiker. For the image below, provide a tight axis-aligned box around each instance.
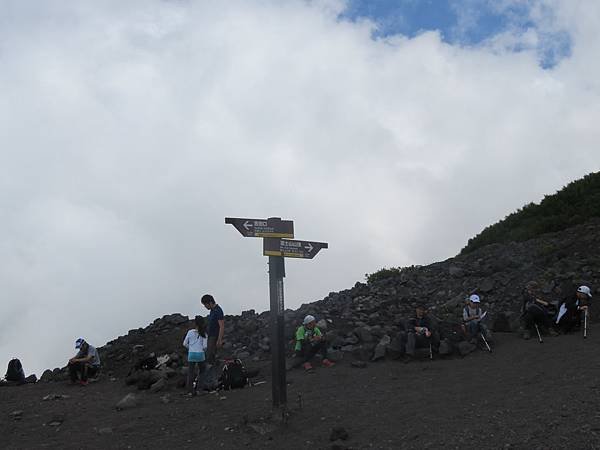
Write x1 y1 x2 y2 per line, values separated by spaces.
183 315 208 396
462 294 492 343
521 282 558 340
555 285 592 333
405 305 440 360
294 315 335 371
67 338 101 385
201 294 224 365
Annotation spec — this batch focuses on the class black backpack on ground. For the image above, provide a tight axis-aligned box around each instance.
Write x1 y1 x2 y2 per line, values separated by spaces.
5 359 25 383
220 359 248 390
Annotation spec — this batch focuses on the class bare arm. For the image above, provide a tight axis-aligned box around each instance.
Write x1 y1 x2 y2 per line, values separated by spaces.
217 320 225 347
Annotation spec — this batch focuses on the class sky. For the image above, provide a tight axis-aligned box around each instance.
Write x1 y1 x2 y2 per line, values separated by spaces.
1 0 599 376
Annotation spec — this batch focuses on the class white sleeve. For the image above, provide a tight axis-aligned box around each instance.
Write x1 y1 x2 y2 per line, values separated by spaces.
202 336 208 351
183 331 190 348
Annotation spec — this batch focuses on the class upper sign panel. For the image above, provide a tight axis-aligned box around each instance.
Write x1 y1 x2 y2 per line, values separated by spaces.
225 217 294 238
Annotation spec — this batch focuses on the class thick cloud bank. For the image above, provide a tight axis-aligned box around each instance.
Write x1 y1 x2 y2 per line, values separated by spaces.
1 0 598 375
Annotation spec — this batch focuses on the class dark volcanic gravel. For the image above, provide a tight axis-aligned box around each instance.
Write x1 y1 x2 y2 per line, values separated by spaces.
2 328 600 449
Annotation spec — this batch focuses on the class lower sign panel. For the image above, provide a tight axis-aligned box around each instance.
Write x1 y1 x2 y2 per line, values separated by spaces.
263 238 328 259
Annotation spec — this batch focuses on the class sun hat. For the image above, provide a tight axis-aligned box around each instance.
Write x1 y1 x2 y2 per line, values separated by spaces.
577 286 592 298
469 294 481 303
303 315 316 325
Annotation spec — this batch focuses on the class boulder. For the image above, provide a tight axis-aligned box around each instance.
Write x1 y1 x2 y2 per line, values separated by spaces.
458 341 477 356
371 335 391 361
116 393 138 411
40 370 54 383
438 339 452 356
330 426 349 441
150 377 166 393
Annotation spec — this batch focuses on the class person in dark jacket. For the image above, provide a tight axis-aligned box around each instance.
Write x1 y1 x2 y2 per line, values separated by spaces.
555 285 592 333
521 281 557 339
405 305 439 360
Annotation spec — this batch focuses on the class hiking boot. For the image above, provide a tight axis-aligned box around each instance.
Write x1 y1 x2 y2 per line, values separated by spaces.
79 380 88 386
302 362 314 372
401 355 413 364
548 328 559 337
322 359 335 368
523 330 531 340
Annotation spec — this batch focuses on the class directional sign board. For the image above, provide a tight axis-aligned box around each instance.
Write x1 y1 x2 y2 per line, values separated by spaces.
263 238 328 259
225 217 294 238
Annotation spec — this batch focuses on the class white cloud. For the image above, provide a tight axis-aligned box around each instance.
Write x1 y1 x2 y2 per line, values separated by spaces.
1 0 599 375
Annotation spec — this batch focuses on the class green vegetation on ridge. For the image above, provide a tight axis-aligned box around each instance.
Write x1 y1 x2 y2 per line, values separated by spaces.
461 171 600 254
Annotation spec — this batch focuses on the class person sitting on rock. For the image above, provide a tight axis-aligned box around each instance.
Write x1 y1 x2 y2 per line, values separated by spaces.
68 338 101 385
294 315 335 371
555 285 592 333
521 282 558 340
405 305 440 361
183 315 208 396
462 294 492 344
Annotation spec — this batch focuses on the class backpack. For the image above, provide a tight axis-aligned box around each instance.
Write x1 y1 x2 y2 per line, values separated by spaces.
219 359 248 390
6 359 25 383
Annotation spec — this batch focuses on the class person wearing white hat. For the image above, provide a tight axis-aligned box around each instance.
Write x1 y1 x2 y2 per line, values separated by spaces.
67 338 101 385
293 315 334 371
555 285 592 333
462 294 492 344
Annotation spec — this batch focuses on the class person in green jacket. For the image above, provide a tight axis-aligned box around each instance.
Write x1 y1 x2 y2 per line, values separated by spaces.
294 315 335 371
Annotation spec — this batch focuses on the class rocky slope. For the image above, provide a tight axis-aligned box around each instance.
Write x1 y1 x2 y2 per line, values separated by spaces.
38 218 599 384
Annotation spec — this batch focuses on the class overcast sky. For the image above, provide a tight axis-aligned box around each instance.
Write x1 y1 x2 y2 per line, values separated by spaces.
1 0 599 376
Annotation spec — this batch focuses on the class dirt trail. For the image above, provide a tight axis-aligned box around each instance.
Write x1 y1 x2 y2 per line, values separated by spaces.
2 328 600 449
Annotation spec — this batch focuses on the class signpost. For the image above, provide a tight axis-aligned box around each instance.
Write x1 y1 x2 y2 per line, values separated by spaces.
225 217 327 412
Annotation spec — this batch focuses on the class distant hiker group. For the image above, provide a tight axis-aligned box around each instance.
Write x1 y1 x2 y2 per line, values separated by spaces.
521 283 592 342
1 284 594 388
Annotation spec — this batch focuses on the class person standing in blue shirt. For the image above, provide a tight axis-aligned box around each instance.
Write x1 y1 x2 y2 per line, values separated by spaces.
201 294 224 364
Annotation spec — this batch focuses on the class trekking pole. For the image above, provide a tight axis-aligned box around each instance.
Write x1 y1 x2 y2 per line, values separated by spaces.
584 310 588 339
429 343 433 360
534 324 543 343
480 333 492 353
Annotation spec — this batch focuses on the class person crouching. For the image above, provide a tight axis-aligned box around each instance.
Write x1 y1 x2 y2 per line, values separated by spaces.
294 315 335 371
68 338 101 386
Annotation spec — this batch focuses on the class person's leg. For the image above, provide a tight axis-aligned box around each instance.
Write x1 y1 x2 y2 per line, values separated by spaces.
302 342 320 363
206 336 217 365
87 366 99 379
186 362 197 393
405 333 417 356
195 362 206 393
466 322 478 340
81 364 90 382
68 362 79 382
522 312 533 338
430 331 440 351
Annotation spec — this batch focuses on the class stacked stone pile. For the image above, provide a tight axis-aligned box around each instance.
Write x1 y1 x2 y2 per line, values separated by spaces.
39 219 600 382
